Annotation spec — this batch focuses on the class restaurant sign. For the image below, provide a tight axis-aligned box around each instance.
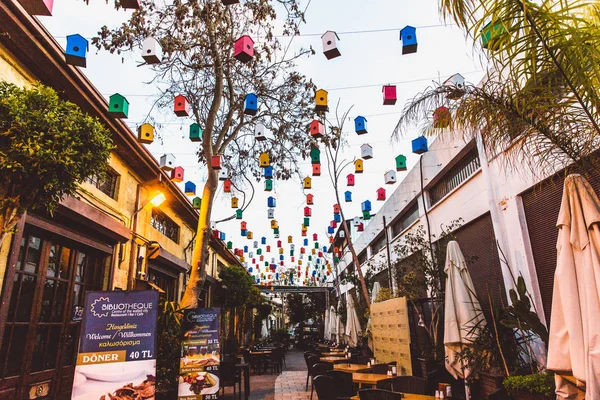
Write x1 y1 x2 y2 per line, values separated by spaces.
178 308 221 399
71 290 158 400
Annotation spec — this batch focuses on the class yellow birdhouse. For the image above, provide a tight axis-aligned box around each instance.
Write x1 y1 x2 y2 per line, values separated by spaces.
137 123 155 144
279 247 284 254
303 177 312 189
302 224 308 232
288 235 293 243
271 220 278 229
312 248 316 255
247 231 253 239
231 197 239 208
355 159 364 173
259 152 270 168
299 260 303 265
315 89 329 112
240 256 245 262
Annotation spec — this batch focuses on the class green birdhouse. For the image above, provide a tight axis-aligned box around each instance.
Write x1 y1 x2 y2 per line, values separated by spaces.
290 250 294 256
481 21 508 50
227 241 233 249
334 257 339 263
310 148 321 164
257 249 262 255
274 227 280 234
236 209 243 219
192 197 202 209
363 210 371 220
265 179 273 191
308 255 312 261
314 242 319 249
304 217 310 227
189 123 202 142
395 154 407 171
108 93 129 118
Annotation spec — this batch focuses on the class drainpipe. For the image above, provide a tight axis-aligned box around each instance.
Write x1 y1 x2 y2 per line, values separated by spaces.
128 183 142 290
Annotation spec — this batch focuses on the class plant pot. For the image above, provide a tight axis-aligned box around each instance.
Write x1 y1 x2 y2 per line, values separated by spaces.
511 391 553 400
480 371 505 398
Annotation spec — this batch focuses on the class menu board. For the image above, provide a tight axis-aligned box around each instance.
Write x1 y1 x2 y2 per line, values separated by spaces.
178 308 221 399
71 290 158 400
370 297 412 376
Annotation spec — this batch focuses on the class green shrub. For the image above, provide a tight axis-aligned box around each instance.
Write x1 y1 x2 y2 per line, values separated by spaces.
503 372 555 396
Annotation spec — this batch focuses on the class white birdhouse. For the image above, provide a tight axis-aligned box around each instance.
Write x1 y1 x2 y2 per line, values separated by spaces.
249 252 254 258
211 221 217 230
254 241 258 248
142 37 163 65
218 168 229 181
290 244 295 251
274 233 280 239
255 123 267 141
321 30 341 60
361 144 373 159
299 254 304 260
339 230 346 238
159 153 176 171
268 208 275 219
444 73 466 100
353 217 361 227
385 170 397 184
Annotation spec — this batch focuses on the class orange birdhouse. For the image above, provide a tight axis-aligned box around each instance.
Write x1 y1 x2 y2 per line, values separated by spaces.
312 164 321 176
306 193 314 205
333 204 341 214
310 120 325 139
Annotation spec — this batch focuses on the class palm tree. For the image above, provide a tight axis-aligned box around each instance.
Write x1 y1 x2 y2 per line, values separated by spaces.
393 0 600 173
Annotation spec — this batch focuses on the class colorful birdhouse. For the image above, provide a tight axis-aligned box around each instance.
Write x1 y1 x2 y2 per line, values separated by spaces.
433 106 452 129
303 177 312 189
261 237 267 245
310 148 321 164
353 217 361 226
247 231 253 240
184 181 196 195
173 95 190 117
259 152 270 168
159 154 175 171
310 120 325 139
344 191 352 202
268 196 276 208
227 241 233 249
244 93 258 115
385 170 397 185
363 210 371 220
236 209 243 219
140 37 163 65
481 21 508 50
412 136 428 154
264 166 273 179
270 220 278 229
277 240 282 248
313 233 318 241
255 123 267 141
19 0 54 15
192 197 202 209
354 116 368 135
361 144 373 160
329 220 337 228
137 123 154 144
315 89 329 112
355 159 364 174
241 221 247 230
400 25 418 54
300 247 306 254
357 223 365 232
334 213 341 223
211 155 222 170
288 235 293 244
234 35 254 63
347 174 355 186
339 230 346 238
267 208 275 219
218 169 228 181
231 197 239 208
170 166 184 182
306 193 314 205
65 34 88 68
396 154 407 171
382 84 397 105
303 239 308 246
223 179 232 193
304 207 312 217
108 93 129 118
304 217 310 227
244 246 249 253
328 226 335 234
189 123 202 142
119 0 140 9
333 204 341 214
362 200 372 212
377 187 386 201
321 30 341 60
266 245 271 252
265 179 273 191
444 73 466 100
241 230 247 237
312 164 321 176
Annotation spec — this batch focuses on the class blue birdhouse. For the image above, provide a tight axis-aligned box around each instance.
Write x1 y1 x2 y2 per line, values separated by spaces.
264 166 273 179
328 226 335 234
244 246 249 253
220 232 226 241
334 214 341 223
280 255 284 261
268 196 276 208
362 200 372 212
400 26 418 54
354 116 368 135
249 267 253 273
241 230 248 237
65 34 88 68
261 237 267 245
184 181 196 195
322 246 327 252
412 136 428 154
344 191 352 202
244 93 258 115
304 239 309 246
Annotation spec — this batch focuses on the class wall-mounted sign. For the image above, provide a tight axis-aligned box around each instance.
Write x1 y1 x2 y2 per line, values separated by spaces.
71 290 158 400
178 308 221 399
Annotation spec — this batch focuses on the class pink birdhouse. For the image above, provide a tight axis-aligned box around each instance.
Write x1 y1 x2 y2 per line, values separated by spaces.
330 220 337 229
313 233 318 241
312 164 321 176
173 95 190 117
211 155 222 170
383 85 397 105
333 204 341 214
170 166 184 182
377 187 386 201
241 221 247 230
347 174 355 186
310 120 325 139
234 35 255 63
304 207 312 217
277 240 282 248
306 194 314 205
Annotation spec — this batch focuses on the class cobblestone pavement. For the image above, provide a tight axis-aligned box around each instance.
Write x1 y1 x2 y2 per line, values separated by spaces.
274 371 311 400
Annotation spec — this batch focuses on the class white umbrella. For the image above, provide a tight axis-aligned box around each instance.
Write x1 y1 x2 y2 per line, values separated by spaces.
371 282 381 303
443 241 485 399
328 306 337 341
345 294 361 347
261 319 269 338
367 282 381 352
324 307 331 341
548 174 600 400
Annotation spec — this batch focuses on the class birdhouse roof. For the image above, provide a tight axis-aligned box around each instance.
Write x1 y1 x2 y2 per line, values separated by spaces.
175 94 188 101
354 116 367 122
377 187 385 192
110 92 127 101
355 159 362 164
321 30 340 40
396 154 406 160
401 25 416 33
237 35 255 44
304 177 311 182
316 88 328 95
444 73 465 85
310 120 322 127
67 33 88 44
361 143 372 149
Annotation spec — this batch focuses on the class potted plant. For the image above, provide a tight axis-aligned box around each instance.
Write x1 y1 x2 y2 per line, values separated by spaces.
503 372 554 400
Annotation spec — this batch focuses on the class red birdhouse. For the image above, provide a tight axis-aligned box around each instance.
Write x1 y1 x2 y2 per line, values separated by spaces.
224 179 232 193
334 247 339 253
310 120 325 139
306 193 314 205
313 233 318 241
170 166 184 182
302 230 307 237
318 252 323 257
213 230 220 239
357 223 364 232
304 207 312 217
347 174 355 186
300 247 306 254
312 163 321 176
211 155 222 170
329 236 334 243
377 187 386 201
333 204 341 214
173 95 190 117
241 221 247 230
260 255 264 261
330 220 337 228
291 257 295 262
234 35 255 63
383 85 397 105
277 240 282 248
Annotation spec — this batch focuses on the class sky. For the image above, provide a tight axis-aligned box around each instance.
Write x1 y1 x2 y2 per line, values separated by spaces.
39 0 486 284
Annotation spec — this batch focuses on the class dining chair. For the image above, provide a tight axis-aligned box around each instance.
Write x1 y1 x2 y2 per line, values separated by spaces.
314 375 337 400
383 376 427 394
371 363 389 374
326 370 355 398
357 389 404 400
310 363 334 400
304 353 320 390
220 360 242 399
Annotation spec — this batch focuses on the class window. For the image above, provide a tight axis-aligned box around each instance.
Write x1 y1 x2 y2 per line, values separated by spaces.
87 169 119 199
147 267 177 302
357 251 367 265
429 146 480 206
391 202 420 238
371 234 386 255
151 209 180 243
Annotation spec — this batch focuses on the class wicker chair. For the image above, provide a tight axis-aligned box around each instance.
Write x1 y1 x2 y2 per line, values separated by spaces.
358 389 404 400
310 363 334 400
314 375 337 400
326 370 355 398
380 376 427 394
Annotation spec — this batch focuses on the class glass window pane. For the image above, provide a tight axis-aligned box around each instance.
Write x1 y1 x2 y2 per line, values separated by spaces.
5 325 28 376
7 274 20 321
15 274 37 322
39 279 55 323
30 325 49 372
44 327 61 370
59 247 71 279
75 252 87 283
61 324 79 366
15 236 26 271
23 236 42 273
46 245 58 278
53 281 68 322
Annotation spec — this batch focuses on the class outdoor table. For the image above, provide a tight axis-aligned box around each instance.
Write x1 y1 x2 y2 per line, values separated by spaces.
320 356 351 364
333 363 372 373
321 352 347 357
236 362 250 400
350 394 436 400
352 372 392 387
250 350 271 355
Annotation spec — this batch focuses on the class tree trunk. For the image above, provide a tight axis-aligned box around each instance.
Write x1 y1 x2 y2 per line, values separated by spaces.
180 169 218 309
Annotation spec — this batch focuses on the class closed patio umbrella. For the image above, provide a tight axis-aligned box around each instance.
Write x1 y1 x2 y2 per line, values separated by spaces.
367 282 381 352
345 294 361 347
261 319 269 338
324 307 331 341
327 306 336 341
548 174 600 400
443 241 485 399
